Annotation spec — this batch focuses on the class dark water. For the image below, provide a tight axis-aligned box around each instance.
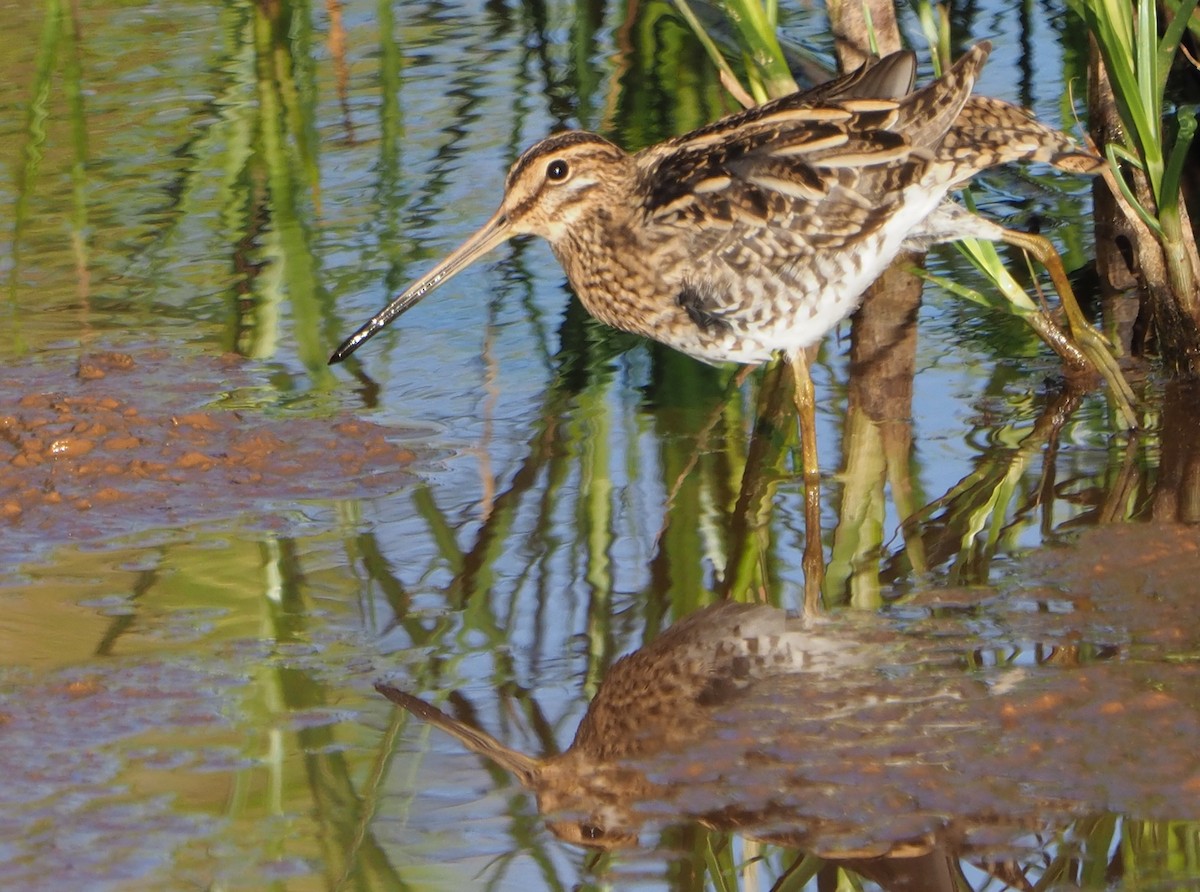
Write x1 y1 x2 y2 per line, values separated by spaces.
2 1 1199 890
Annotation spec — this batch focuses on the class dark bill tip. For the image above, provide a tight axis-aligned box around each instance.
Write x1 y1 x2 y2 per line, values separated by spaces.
328 296 417 364
328 322 378 364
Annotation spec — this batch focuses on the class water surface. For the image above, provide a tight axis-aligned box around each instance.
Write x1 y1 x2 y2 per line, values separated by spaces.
2 1 1198 889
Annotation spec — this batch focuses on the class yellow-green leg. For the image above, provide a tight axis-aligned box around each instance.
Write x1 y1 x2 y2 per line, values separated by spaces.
1000 228 1138 429
790 348 825 616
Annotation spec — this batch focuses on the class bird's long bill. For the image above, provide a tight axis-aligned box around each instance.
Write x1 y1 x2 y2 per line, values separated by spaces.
328 208 512 364
375 683 541 785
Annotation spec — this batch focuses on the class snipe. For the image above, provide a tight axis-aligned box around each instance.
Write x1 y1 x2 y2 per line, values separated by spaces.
331 41 1129 394
330 42 1136 600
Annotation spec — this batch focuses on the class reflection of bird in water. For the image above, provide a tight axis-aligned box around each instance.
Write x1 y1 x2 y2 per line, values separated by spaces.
378 603 1017 891
380 602 871 849
382 595 1200 892
380 603 1200 890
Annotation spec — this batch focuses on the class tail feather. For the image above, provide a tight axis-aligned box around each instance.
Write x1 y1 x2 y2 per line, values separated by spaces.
940 95 1103 185
898 41 993 149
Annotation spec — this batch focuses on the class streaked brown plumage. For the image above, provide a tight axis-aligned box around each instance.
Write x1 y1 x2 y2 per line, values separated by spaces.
329 41 1102 368
375 601 871 849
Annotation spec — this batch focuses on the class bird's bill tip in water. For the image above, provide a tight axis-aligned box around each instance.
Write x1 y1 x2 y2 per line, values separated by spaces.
328 209 513 364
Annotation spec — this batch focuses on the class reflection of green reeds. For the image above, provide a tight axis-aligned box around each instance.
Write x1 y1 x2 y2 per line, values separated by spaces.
887 388 1108 587
1122 819 1200 887
1039 815 1200 890
826 401 890 607
249 0 330 373
9 0 88 335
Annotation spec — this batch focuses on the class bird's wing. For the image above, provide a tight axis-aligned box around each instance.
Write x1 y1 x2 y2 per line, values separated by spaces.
636 41 990 227
629 44 991 331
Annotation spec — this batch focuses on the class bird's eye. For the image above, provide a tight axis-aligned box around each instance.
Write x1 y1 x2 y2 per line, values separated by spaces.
546 159 570 182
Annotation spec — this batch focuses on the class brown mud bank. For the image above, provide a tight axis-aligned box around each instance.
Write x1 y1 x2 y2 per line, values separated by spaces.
0 347 419 563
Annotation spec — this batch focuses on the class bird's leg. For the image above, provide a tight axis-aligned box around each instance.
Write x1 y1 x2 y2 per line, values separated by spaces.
788 347 825 615
999 227 1139 430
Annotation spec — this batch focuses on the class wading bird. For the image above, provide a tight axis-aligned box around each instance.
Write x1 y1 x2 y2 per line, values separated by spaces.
330 41 1134 497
